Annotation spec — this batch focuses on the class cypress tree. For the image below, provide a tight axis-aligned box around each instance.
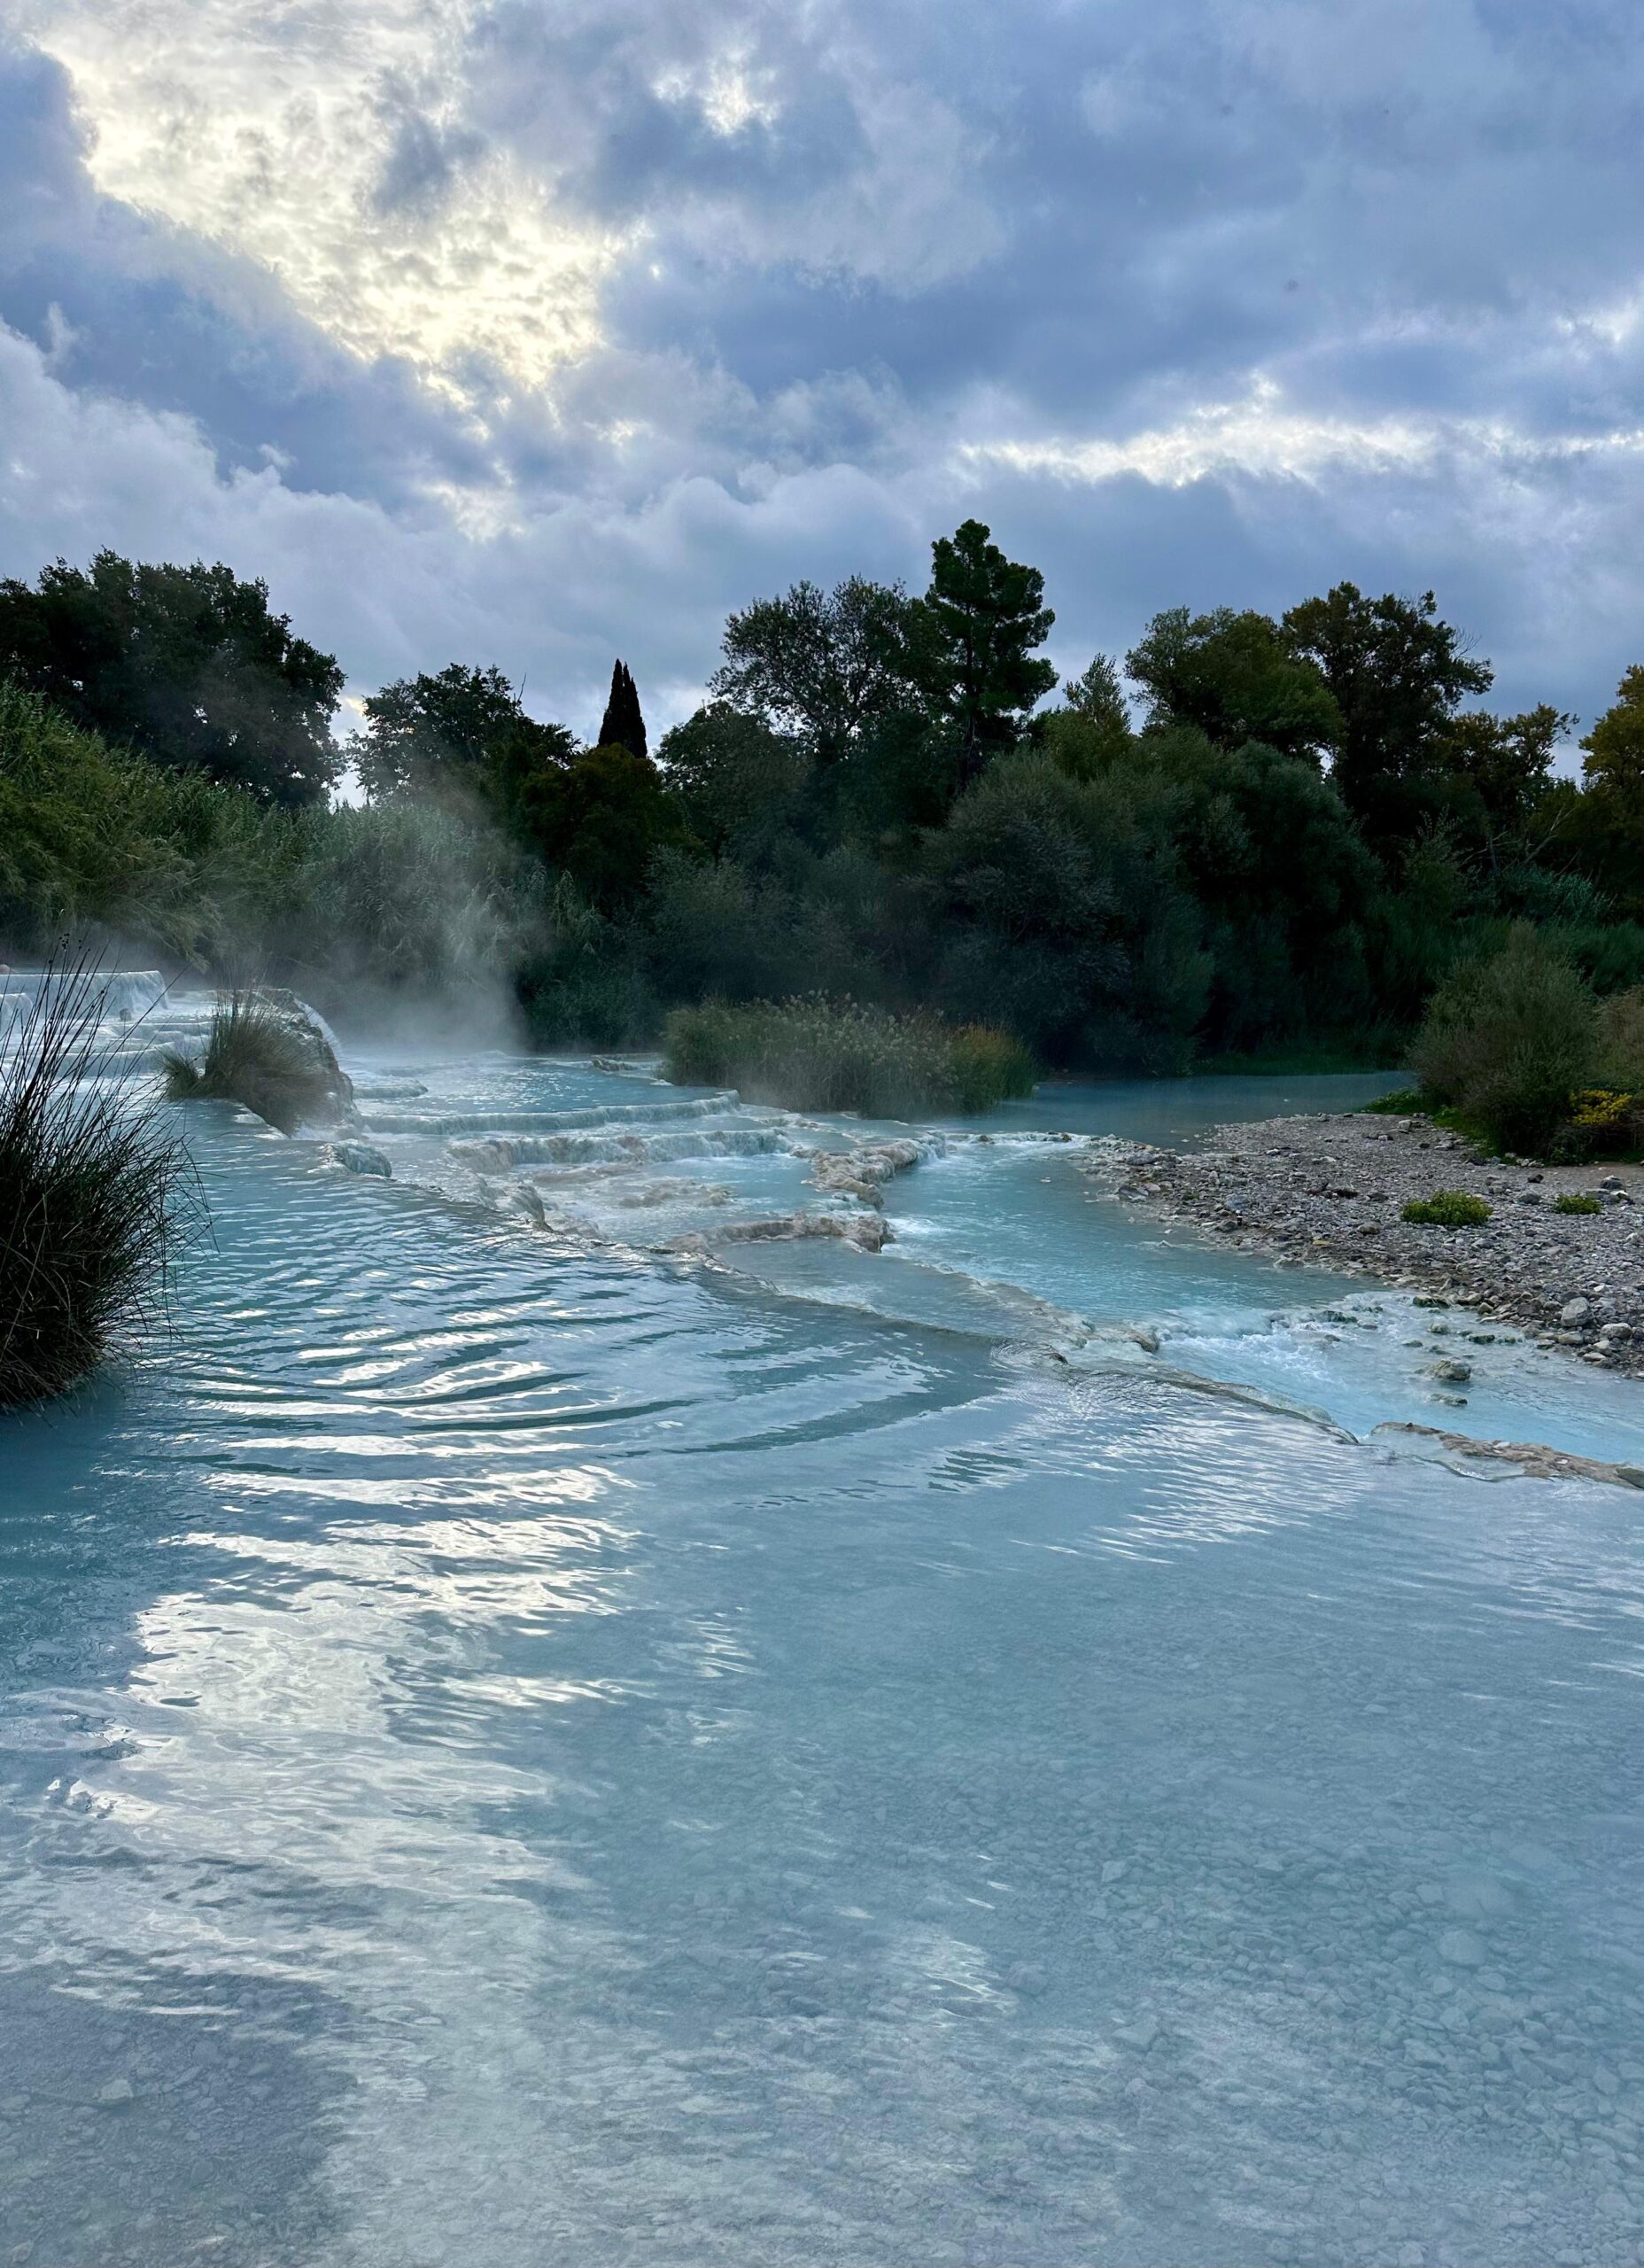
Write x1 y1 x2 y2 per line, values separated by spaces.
598 659 648 760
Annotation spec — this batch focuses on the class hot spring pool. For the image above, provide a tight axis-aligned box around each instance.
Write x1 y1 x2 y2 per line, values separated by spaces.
2 1048 1641 2265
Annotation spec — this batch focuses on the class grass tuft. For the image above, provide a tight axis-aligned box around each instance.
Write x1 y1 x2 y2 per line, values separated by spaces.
165 990 345 1135
1554 1192 1604 1216
1 959 200 1408
1400 1189 1493 1228
663 997 1037 1117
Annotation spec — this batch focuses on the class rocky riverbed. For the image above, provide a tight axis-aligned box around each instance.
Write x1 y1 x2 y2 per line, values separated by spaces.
1079 1108 1644 1379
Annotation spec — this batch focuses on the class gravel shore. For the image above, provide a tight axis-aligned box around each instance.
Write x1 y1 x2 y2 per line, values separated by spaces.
1078 1109 1644 1379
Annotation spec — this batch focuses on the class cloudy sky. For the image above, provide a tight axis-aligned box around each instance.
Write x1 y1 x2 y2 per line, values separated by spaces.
1 0 1640 743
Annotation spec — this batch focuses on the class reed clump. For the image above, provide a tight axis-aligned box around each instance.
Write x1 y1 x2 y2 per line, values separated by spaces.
0 963 198 1407
663 997 1036 1117
164 990 347 1135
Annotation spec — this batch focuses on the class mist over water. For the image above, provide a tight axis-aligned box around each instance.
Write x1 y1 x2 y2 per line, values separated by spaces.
3 1035 1643 2265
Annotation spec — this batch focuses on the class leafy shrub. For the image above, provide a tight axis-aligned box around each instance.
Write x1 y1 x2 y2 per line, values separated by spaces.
1555 1192 1603 1216
1596 989 1644 1088
165 990 348 1135
663 997 1036 1117
1 962 198 1405
1409 925 1597 1152
1568 1088 1632 1130
1400 1190 1493 1227
1361 1087 1427 1115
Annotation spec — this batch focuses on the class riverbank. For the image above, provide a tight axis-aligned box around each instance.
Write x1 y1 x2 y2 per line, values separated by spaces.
1078 1108 1644 1378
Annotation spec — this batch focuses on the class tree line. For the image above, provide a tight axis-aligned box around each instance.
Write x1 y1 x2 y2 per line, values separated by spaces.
2 530 1642 1064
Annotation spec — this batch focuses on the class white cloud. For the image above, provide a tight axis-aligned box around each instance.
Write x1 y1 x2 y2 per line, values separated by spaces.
961 380 1644 492
12 0 624 396
0 318 922 731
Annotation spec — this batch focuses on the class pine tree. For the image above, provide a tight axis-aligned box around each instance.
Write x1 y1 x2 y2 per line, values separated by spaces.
598 659 648 760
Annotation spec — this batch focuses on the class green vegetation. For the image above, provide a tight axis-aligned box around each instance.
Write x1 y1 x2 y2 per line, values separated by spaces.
164 991 349 1136
1406 930 1644 1157
0 964 197 1406
0 680 548 1018
1555 1192 1604 1216
8 532 1644 1087
1361 1088 1428 1115
0 552 342 806
1400 1191 1493 1228
663 998 1037 1117
1409 927 1597 1153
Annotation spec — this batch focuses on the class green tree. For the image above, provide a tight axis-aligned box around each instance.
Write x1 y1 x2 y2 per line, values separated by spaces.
514 743 685 907
1435 703 1572 835
710 577 917 765
1567 664 1644 915
930 749 1207 1066
1582 664 1644 801
0 551 342 807
352 664 551 803
1125 607 1338 763
1281 583 1492 835
1042 653 1133 780
597 659 648 760
656 703 807 858
911 520 1056 774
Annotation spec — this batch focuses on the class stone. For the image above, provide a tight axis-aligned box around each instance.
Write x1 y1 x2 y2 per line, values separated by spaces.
1561 1298 1592 1326
326 1140 392 1179
1427 1358 1472 1384
1438 1929 1487 1968
96 2078 135 2107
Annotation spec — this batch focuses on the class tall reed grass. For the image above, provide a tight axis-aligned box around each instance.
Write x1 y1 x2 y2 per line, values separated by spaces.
663 997 1037 1116
0 962 198 1406
164 990 348 1135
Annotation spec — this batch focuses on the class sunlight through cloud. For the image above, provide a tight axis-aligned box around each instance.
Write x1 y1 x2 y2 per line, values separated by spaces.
16 0 624 399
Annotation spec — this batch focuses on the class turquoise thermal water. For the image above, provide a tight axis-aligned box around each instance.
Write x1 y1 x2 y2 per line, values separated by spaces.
2 1045 1643 2266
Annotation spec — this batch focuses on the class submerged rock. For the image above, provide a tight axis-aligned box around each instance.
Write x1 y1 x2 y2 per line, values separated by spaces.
1426 1357 1472 1384
255 989 357 1128
668 1209 894 1256
807 1138 930 1206
326 1140 392 1179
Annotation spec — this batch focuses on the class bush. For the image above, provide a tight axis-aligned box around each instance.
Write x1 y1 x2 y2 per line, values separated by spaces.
1 962 198 1405
1409 925 1597 1152
1596 988 1644 1088
165 990 349 1135
1555 1192 1603 1216
1400 1190 1493 1227
663 997 1036 1117
1361 1087 1427 1115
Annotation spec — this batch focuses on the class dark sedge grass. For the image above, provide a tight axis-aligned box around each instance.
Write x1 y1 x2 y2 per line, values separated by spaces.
1 957 203 1407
